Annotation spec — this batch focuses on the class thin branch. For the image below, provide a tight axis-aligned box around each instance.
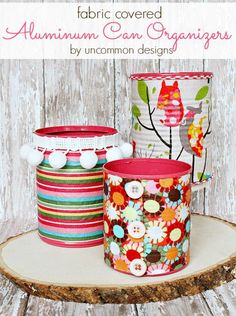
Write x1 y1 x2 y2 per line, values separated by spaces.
204 119 211 139
146 86 170 148
169 127 172 159
151 108 155 115
199 148 208 182
137 117 153 131
191 155 195 183
148 144 156 158
208 102 211 124
145 149 148 158
136 148 142 158
176 147 184 160
204 104 212 139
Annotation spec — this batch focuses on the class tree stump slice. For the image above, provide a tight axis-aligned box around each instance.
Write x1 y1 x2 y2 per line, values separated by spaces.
0 214 235 304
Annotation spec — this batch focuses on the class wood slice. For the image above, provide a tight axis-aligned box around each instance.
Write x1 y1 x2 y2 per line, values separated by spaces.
0 214 235 304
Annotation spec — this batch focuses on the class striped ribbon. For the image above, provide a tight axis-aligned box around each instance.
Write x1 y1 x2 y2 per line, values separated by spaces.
36 150 106 248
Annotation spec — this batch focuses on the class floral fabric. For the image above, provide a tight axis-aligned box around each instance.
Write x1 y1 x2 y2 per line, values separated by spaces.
103 173 191 276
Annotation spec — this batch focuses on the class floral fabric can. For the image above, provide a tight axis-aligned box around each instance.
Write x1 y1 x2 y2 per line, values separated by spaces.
33 126 120 248
103 158 192 277
130 72 213 186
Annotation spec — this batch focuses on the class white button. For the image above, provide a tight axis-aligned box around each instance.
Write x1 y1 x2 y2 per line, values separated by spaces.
110 241 120 256
125 181 144 199
129 259 147 277
128 221 146 239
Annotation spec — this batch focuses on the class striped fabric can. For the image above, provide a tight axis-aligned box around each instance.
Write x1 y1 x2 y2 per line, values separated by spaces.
34 126 119 248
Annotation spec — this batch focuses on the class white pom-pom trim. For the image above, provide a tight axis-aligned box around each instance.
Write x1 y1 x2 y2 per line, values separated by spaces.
23 139 133 169
27 149 44 166
106 147 123 162
20 143 33 160
48 151 67 169
119 142 133 158
80 151 98 169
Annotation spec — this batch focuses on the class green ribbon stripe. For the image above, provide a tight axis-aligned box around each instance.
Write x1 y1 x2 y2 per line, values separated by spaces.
37 195 103 206
38 229 104 241
38 209 103 220
37 174 103 184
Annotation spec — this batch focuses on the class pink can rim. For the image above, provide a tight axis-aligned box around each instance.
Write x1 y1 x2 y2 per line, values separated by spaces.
130 72 213 81
103 158 192 180
34 125 118 138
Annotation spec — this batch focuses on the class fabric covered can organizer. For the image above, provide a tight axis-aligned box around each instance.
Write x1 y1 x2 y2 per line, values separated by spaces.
130 72 213 187
20 126 133 248
103 158 192 277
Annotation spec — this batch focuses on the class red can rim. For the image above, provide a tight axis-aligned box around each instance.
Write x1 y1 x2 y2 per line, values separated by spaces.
103 158 192 179
129 72 213 81
34 125 118 138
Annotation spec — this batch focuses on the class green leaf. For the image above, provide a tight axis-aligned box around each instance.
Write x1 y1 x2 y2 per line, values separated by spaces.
132 104 141 118
164 151 170 155
152 87 156 94
195 86 209 101
138 126 141 131
197 172 208 181
138 80 148 104
148 144 153 149
206 100 209 104
134 122 139 131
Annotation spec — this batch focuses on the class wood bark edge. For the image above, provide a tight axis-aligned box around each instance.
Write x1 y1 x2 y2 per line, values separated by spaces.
0 214 235 304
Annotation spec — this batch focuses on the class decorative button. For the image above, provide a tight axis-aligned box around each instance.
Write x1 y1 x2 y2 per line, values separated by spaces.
125 181 144 199
113 225 125 239
144 200 160 213
129 259 147 277
128 221 146 239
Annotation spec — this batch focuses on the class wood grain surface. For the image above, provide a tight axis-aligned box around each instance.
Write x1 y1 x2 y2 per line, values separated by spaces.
0 214 235 305
0 274 235 315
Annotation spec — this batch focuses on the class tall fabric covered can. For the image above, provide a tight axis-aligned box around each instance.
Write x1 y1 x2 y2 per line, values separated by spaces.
103 158 192 277
130 72 213 186
33 126 120 248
